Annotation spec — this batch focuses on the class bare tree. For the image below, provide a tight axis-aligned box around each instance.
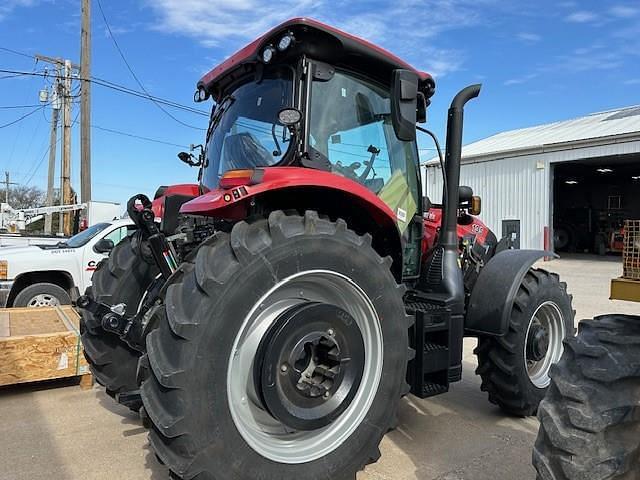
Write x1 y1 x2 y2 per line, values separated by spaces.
0 186 46 210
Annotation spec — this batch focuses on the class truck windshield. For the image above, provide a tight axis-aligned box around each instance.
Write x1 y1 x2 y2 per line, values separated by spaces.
202 67 294 190
66 222 110 248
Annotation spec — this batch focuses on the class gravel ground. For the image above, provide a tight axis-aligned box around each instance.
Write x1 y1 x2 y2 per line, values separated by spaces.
0 254 636 480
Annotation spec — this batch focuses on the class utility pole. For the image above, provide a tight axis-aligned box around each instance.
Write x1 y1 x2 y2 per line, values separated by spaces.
36 54 78 236
3 172 19 205
80 0 92 203
44 73 61 235
62 59 73 236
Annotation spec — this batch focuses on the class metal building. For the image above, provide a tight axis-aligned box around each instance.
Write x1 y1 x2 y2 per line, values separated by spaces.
424 105 640 252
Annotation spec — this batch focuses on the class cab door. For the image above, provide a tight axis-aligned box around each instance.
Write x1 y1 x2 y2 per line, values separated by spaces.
307 64 423 278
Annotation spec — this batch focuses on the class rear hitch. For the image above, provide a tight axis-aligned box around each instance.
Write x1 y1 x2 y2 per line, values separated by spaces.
77 295 146 351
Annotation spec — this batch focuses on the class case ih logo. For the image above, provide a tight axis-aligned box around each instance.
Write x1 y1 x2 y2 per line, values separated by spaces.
86 260 97 272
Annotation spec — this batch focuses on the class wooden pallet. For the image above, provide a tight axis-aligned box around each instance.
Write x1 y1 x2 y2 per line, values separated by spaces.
0 306 93 389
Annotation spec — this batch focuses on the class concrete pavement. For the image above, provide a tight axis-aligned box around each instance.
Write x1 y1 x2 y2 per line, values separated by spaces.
0 254 637 480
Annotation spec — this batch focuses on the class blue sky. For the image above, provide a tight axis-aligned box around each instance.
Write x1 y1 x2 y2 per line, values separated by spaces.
0 0 639 206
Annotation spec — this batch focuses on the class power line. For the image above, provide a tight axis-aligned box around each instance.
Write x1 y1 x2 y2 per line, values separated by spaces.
0 46 35 60
0 68 208 117
0 105 44 129
95 0 205 131
0 104 45 109
91 124 190 148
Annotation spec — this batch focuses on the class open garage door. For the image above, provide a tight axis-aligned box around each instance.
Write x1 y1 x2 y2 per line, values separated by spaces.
552 154 640 255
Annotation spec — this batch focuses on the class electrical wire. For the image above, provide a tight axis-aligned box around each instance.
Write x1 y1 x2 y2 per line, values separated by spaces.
0 104 46 109
0 105 44 129
0 68 209 117
24 110 79 186
91 124 190 148
0 46 35 60
95 0 205 130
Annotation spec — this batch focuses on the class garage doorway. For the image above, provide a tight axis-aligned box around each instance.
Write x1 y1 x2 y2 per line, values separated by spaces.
552 154 640 255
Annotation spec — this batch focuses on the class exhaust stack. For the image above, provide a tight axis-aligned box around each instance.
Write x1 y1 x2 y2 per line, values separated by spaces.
421 84 481 312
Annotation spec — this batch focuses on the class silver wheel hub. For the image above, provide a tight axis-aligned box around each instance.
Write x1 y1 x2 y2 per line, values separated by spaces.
525 301 565 388
27 294 61 308
227 270 383 464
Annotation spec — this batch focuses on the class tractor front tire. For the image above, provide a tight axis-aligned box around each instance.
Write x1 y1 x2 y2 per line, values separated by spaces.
141 211 412 480
475 269 574 416
533 315 640 480
80 233 159 407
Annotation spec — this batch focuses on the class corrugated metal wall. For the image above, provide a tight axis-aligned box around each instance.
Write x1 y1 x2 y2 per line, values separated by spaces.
425 156 548 249
423 139 640 250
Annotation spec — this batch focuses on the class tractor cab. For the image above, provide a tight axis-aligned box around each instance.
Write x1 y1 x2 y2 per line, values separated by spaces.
194 19 435 265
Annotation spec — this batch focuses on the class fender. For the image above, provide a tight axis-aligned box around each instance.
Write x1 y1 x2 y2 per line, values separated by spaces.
465 249 557 337
151 184 200 219
180 167 399 230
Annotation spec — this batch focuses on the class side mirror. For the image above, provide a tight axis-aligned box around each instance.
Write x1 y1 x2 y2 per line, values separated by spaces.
178 151 201 167
94 238 115 254
391 69 418 141
469 196 482 216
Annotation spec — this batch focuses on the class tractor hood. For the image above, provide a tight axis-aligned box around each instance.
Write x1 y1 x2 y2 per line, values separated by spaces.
197 17 435 102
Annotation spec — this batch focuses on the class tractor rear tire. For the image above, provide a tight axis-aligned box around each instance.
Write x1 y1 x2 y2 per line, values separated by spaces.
140 211 412 480
533 315 640 480
475 269 574 416
80 233 159 408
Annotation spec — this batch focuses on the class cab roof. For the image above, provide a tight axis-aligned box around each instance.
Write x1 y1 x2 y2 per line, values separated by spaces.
198 17 435 101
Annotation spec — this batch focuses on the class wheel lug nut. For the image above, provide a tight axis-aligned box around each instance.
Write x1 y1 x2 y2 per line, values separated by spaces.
323 392 330 399
280 364 288 373
327 328 335 336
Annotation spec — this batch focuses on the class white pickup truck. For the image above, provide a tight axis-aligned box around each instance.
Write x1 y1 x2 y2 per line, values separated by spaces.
0 218 135 308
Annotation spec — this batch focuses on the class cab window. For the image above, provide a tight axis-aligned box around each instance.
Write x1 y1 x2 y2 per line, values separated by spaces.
308 68 420 231
102 225 135 246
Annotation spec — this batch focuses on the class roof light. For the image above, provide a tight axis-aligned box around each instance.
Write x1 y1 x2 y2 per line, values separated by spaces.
565 180 579 185
261 45 276 63
219 169 263 190
633 176 640 180
277 33 294 51
597 168 613 173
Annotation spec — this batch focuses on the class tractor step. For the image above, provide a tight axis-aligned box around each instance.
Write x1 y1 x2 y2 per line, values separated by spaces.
405 292 463 399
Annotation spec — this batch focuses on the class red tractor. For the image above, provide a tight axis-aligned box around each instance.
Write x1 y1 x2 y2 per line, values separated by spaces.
78 18 574 479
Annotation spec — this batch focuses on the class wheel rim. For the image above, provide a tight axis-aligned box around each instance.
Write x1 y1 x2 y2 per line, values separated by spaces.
524 301 565 388
227 270 383 464
27 293 61 307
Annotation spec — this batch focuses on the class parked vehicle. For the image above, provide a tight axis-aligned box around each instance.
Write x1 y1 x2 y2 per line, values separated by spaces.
0 218 134 308
78 18 574 480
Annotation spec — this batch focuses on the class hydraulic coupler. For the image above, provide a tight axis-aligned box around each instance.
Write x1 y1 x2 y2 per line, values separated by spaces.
126 193 178 280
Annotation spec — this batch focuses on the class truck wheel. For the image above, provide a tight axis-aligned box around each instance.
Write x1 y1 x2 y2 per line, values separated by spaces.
533 315 640 480
475 269 574 416
80 233 159 406
13 282 71 307
141 211 412 480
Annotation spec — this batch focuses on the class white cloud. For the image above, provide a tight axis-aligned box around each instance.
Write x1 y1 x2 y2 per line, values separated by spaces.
609 5 639 18
0 0 40 21
517 32 542 43
504 73 538 86
565 11 598 23
146 0 500 79
623 79 640 85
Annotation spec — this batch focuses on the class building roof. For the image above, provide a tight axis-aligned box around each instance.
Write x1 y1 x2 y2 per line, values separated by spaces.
445 105 640 164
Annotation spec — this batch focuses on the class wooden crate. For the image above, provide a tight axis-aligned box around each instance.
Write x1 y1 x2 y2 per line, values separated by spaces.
0 306 92 388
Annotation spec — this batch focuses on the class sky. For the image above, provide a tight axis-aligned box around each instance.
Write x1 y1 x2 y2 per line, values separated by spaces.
0 0 639 207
